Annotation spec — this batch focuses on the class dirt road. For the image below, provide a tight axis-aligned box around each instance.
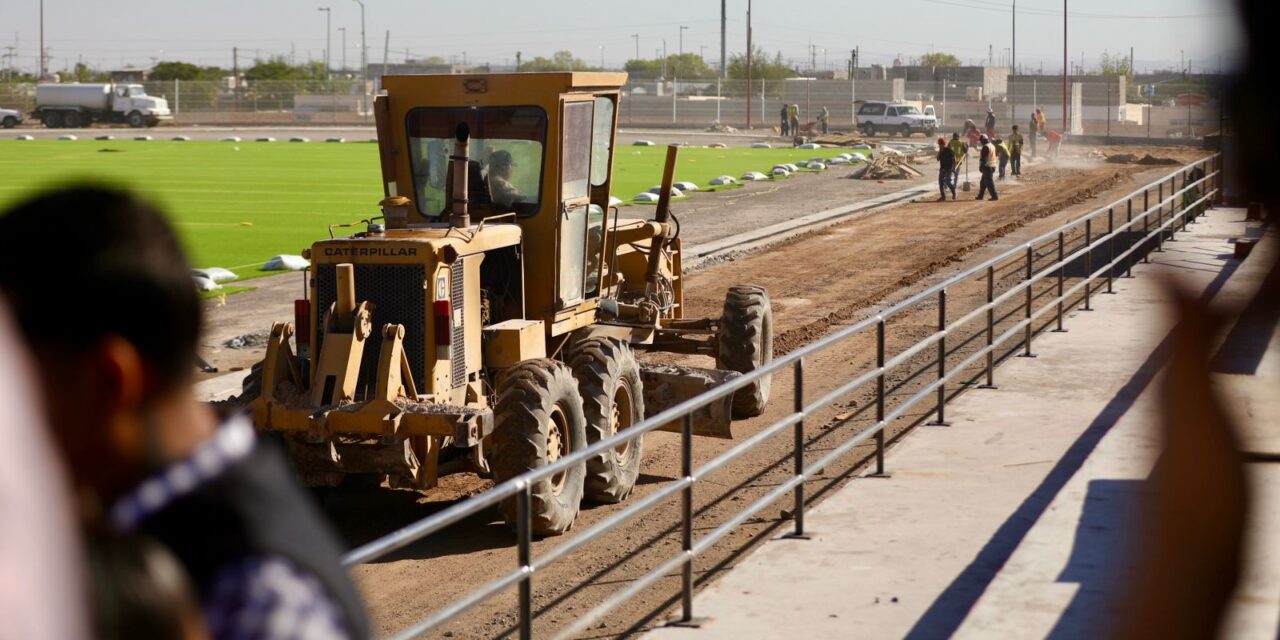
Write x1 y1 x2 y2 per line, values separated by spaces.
305 144 1206 638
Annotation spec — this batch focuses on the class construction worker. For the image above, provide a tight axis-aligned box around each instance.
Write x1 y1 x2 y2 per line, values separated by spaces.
948 132 967 187
780 104 790 136
963 118 981 147
985 108 997 138
1008 124 1024 176
1027 111 1039 159
995 137 1010 180
487 149 520 210
789 104 800 139
1046 129 1063 160
820 106 830 134
977 134 998 201
937 137 956 201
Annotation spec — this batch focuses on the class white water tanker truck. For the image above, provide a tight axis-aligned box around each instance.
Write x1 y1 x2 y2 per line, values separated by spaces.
34 83 172 128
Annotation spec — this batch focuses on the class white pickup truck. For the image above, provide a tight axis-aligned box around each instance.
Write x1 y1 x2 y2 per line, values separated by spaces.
856 101 937 138
1 107 23 128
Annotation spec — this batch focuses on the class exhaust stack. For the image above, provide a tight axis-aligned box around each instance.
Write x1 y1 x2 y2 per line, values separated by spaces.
450 123 471 228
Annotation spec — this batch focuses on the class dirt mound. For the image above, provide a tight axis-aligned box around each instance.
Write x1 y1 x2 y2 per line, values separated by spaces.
1105 153 1180 166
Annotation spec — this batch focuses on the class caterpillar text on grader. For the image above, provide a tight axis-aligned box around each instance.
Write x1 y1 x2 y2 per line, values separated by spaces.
237 72 773 535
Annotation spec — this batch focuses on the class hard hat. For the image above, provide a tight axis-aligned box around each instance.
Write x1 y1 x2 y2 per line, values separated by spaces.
491 149 516 168
980 134 989 143
938 137 946 146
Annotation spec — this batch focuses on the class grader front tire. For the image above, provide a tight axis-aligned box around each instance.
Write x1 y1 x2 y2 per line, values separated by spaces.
488 359 588 536
570 338 645 504
717 285 774 418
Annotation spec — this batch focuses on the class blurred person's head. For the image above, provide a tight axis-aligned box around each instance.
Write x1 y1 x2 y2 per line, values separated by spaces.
0 186 210 511
85 529 208 640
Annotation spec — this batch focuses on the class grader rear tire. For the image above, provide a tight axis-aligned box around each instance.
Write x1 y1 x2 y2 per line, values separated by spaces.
488 359 588 536
717 285 773 418
570 338 645 504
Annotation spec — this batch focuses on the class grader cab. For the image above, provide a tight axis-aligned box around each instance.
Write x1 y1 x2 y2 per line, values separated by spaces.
242 72 773 535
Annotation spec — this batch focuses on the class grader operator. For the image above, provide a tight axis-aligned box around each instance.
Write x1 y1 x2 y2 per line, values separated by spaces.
235 72 773 535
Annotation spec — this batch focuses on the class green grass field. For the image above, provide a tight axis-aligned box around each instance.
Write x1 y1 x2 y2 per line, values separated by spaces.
0 139 865 281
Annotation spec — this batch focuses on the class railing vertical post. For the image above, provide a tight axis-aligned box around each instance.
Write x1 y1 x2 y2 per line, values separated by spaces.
792 359 805 536
875 318 886 475
1126 199 1134 277
1166 176 1178 240
1083 218 1093 311
681 413 694 621
517 483 533 640
1055 232 1066 331
1145 189 1157 257
1107 207 1115 294
1021 245 1036 358
928 289 950 426
980 265 997 389
1157 181 1165 251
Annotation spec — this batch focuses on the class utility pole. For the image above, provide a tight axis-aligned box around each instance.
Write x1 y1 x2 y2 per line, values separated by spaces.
353 0 367 116
318 7 331 80
700 45 706 62
1062 0 1067 132
516 51 522 70
720 0 727 79
1011 0 1017 128
679 25 687 56
662 39 667 79
39 0 45 79
382 30 389 79
631 34 639 62
339 27 347 74
232 47 240 112
746 0 752 129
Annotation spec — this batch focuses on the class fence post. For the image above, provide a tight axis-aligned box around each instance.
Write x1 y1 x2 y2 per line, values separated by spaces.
980 265 997 389
1143 190 1151 262
174 78 181 116
928 289 951 426
875 318 886 475
1157 181 1165 252
1082 218 1093 311
1125 199 1135 277
681 413 694 620
1107 208 1115 294
517 482 533 640
792 359 806 536
1021 245 1037 358
1054 232 1066 332
1165 176 1178 241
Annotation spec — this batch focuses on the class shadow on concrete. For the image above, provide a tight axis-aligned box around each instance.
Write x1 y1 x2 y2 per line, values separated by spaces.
903 251 1241 640
1044 479 1146 640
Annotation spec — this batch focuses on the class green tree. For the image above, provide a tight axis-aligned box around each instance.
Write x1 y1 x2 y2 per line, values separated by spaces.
518 50 598 72
1098 50 1133 81
727 48 796 81
150 61 203 81
72 62 93 83
624 53 714 79
624 58 663 78
920 51 962 67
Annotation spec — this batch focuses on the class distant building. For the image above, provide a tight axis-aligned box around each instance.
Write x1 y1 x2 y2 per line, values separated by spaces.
368 61 490 91
108 69 149 83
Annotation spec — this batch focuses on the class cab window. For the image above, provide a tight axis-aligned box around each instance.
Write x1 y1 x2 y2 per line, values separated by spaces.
406 106 547 218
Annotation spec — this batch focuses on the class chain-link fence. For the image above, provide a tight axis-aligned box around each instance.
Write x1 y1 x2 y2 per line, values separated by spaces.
0 75 1223 138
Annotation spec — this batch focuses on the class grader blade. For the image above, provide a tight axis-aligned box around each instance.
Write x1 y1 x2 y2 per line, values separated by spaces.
639 363 738 439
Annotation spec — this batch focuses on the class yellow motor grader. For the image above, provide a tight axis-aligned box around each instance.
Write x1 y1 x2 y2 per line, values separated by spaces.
239 72 772 535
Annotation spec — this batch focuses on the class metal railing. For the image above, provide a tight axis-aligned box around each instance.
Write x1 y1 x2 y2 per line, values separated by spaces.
345 154 1223 639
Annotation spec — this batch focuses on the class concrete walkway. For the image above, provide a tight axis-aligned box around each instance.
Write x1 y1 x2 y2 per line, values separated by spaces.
645 207 1280 640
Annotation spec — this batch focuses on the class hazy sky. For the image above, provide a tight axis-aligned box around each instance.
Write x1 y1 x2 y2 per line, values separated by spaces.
2 0 1242 75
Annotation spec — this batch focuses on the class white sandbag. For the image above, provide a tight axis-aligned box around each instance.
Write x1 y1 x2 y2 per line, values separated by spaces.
709 175 738 186
750 142 771 148
221 136 242 142
193 275 221 292
57 134 77 141
171 135 191 141
608 196 623 207
740 171 768 181
674 181 699 192
288 137 310 143
633 192 660 202
632 140 656 146
192 267 238 283
263 254 310 271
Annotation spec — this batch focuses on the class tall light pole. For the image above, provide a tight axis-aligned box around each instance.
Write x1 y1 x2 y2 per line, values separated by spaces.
338 26 346 74
353 0 367 115
318 7 331 80
679 25 687 56
631 34 639 62
720 0 726 79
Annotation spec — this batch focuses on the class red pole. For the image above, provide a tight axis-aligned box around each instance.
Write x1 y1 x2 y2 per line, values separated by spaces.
1062 0 1068 132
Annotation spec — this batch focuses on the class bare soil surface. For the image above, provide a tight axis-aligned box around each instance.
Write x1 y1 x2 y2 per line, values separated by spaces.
198 141 1206 638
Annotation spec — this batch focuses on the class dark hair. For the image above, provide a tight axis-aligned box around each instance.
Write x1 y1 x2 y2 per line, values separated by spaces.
85 529 204 640
0 186 200 390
